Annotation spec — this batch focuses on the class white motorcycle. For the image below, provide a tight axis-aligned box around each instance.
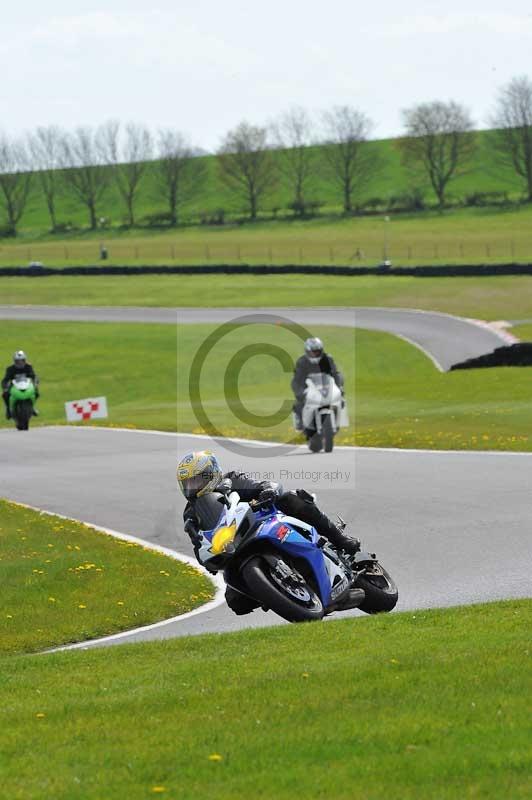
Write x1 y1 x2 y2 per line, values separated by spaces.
297 373 348 453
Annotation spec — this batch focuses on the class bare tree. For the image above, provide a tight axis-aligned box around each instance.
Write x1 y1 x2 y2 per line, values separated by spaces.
273 106 316 216
0 134 33 235
217 121 276 220
320 106 375 213
28 125 64 231
399 101 476 208
153 131 207 226
490 76 532 201
60 125 112 230
102 121 152 226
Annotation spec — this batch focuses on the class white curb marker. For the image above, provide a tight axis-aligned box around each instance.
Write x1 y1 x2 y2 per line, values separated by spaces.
9 501 225 653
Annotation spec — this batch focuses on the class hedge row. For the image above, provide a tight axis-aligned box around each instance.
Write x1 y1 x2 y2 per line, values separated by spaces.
3 263 532 278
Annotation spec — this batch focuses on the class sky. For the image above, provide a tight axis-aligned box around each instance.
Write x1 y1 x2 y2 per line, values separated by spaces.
3 1 532 150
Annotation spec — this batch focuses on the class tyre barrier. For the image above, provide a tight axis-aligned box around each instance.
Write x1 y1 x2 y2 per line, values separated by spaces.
2 263 532 278
450 342 532 370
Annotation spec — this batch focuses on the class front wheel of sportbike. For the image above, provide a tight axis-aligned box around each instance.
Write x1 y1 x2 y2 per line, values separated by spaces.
308 431 322 453
354 562 398 614
242 555 324 623
15 400 32 431
322 415 334 453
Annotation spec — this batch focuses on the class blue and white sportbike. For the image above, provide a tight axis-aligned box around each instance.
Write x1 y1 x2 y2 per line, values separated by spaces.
189 490 398 623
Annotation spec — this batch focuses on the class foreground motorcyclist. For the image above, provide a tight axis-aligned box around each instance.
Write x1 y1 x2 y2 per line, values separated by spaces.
292 337 343 432
177 450 362 615
2 350 39 420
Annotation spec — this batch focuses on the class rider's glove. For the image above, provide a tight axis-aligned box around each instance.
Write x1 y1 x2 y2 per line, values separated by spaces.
184 517 202 548
257 486 277 505
217 478 233 495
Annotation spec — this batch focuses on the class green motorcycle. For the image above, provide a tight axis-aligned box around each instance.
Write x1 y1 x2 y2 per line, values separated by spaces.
8 376 37 430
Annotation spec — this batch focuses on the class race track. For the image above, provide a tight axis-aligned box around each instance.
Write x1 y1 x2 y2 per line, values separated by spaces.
1 426 530 647
0 304 511 370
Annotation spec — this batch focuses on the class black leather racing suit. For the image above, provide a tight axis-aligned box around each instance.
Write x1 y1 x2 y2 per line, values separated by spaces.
183 471 359 615
2 363 38 417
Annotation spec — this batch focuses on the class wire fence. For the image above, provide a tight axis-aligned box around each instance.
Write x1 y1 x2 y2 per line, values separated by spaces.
0 239 530 267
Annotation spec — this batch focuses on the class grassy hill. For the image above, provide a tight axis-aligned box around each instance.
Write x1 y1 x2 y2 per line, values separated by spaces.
6 129 530 238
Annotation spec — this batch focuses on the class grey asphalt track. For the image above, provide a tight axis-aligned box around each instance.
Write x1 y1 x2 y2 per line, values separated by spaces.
1 427 530 648
0 305 509 370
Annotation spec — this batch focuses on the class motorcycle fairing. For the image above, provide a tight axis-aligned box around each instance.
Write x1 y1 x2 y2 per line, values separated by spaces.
251 511 333 605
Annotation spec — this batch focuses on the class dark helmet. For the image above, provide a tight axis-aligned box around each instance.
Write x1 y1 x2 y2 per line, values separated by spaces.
304 337 324 365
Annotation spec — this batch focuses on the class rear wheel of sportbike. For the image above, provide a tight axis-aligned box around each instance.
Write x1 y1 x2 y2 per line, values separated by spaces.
242 555 324 623
354 562 398 614
322 415 334 453
15 400 32 431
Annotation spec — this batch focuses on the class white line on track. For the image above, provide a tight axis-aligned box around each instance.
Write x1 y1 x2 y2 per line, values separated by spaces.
9 500 225 653
38 425 532 457
391 333 445 372
354 305 515 345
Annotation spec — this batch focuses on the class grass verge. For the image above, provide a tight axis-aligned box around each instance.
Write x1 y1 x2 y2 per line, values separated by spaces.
2 273 532 320
3 205 532 266
1 600 530 799
1 320 531 451
0 499 213 655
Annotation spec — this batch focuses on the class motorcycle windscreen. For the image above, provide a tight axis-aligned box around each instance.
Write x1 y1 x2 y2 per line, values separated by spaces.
194 492 226 532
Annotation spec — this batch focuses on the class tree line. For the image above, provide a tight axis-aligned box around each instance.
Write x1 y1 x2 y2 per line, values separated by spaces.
1 75 532 235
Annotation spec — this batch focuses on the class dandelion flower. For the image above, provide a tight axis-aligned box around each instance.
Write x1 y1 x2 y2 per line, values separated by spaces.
208 753 223 762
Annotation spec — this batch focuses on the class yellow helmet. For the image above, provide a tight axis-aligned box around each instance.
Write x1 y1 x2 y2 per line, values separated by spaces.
177 451 223 499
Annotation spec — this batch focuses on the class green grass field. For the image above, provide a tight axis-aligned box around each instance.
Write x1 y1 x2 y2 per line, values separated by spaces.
0 500 213 655
3 205 532 266
2 274 532 320
1 321 531 451
1 600 530 799
512 324 532 339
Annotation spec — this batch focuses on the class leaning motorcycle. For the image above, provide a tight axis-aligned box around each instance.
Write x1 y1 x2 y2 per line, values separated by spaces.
190 490 398 623
298 373 348 453
8 376 37 431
